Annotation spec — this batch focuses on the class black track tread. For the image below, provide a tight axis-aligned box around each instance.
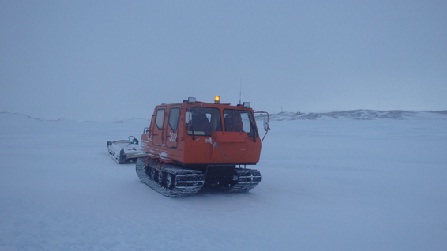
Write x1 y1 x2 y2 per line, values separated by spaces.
136 158 205 197
219 168 262 193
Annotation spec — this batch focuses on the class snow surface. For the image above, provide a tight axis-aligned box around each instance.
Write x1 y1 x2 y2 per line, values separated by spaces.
1 111 447 251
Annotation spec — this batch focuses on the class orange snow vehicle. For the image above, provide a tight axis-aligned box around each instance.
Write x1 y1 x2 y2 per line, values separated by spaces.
136 96 270 197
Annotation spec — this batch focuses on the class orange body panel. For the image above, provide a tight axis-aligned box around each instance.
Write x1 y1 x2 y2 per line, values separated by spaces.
141 100 262 166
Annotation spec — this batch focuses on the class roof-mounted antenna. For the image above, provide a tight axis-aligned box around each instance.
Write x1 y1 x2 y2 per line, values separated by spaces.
239 79 242 105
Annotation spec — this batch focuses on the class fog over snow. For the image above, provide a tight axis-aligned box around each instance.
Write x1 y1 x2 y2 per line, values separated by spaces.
1 1 447 121
1 111 446 250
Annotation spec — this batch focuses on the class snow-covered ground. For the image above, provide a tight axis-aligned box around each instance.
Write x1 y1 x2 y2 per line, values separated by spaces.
1 111 446 251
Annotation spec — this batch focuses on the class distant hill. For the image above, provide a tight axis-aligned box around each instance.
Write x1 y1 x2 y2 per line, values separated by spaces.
0 111 71 123
268 110 447 121
2 110 447 124
0 111 148 123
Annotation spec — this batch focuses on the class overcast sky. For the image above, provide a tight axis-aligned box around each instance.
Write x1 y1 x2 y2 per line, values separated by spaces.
1 0 446 121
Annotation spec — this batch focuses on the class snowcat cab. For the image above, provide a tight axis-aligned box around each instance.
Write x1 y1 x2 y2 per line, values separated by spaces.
136 96 269 197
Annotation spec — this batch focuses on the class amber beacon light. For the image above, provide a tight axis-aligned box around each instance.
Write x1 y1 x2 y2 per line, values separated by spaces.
214 95 221 104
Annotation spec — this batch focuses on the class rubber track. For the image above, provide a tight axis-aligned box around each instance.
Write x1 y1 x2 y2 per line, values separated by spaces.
222 168 262 193
136 158 205 197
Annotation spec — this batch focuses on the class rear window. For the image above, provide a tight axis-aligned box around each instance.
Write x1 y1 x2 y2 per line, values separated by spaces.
155 109 165 129
169 108 180 130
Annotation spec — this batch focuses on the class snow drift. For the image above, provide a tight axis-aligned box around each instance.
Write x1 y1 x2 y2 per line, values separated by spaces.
1 111 446 251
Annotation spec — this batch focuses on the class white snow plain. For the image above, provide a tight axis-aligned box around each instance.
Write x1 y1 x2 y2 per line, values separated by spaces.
1 111 446 251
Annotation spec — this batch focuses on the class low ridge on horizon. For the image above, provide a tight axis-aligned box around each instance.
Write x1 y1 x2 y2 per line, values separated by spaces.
2 110 447 123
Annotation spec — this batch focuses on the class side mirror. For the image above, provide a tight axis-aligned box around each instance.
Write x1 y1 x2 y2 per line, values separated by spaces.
254 111 270 141
263 117 270 132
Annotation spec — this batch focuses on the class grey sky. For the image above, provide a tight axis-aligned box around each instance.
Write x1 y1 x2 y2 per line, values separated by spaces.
1 0 446 121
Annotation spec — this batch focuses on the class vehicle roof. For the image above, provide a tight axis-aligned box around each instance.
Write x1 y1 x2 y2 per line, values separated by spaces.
155 100 254 111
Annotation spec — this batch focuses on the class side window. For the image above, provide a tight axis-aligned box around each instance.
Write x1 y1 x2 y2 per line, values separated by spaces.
169 108 180 130
155 109 165 129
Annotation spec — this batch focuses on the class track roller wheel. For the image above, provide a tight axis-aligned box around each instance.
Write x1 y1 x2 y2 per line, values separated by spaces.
165 173 175 190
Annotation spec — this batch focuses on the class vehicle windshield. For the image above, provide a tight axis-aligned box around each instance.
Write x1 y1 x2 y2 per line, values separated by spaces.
186 107 222 136
223 109 257 137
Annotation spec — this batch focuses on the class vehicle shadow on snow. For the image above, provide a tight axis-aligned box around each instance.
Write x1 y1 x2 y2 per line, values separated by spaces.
195 187 255 197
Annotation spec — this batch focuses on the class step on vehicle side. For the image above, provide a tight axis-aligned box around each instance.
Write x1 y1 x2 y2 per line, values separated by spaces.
136 96 270 197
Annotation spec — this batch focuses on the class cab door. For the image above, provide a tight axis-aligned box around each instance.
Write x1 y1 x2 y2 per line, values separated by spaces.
151 107 166 146
165 106 180 149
